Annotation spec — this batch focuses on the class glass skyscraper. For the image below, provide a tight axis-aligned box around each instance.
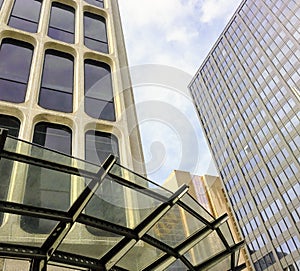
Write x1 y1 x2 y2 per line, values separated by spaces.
189 0 299 270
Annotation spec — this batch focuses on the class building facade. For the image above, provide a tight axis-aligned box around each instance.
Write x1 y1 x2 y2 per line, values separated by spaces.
164 171 252 270
0 0 145 269
189 0 300 270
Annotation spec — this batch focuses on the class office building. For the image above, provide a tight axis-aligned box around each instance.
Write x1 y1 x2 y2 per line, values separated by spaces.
0 0 145 269
0 0 246 270
164 171 252 270
189 0 300 270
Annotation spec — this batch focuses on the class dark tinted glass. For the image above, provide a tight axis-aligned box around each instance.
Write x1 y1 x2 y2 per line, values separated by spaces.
84 12 108 53
85 0 104 8
85 130 123 235
0 115 20 224
0 39 33 103
22 123 71 233
48 2 75 43
8 0 42 33
84 60 114 120
39 50 73 112
85 130 118 165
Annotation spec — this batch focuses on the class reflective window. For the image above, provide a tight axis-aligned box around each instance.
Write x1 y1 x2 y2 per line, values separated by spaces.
85 0 104 8
39 50 73 112
0 39 33 103
21 122 72 233
84 60 114 120
84 12 108 53
85 130 118 165
0 115 20 224
8 0 42 33
48 2 75 43
85 130 123 235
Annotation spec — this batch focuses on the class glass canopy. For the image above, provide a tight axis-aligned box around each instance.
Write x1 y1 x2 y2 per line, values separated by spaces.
0 129 245 271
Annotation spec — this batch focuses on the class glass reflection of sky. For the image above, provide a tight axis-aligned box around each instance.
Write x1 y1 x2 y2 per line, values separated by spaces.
0 39 33 103
9 0 41 33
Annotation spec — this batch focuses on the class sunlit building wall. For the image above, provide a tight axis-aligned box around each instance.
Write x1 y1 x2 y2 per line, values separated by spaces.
163 171 252 271
0 0 145 269
189 0 300 270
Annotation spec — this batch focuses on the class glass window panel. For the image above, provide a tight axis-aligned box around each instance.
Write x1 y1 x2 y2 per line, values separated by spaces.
58 222 123 258
39 87 73 113
85 130 118 165
8 0 42 33
117 241 165 271
84 60 115 120
0 39 33 103
84 176 126 231
185 230 226 265
148 204 206 248
85 0 104 8
85 130 122 234
0 115 20 225
39 50 73 112
22 123 72 234
48 2 75 43
84 12 108 53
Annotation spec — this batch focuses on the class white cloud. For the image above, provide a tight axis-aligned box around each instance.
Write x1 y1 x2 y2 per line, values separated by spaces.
118 1 240 182
199 0 240 23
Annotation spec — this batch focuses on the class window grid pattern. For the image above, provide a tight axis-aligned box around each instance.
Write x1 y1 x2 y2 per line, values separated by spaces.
189 0 300 270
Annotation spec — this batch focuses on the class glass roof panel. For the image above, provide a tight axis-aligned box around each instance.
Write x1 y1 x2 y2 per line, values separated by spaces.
147 204 206 248
84 176 164 228
184 230 226 265
1 160 77 211
57 222 123 259
0 213 59 246
165 258 187 270
179 194 214 222
110 163 173 197
219 221 235 247
4 136 100 176
206 253 231 271
116 240 165 271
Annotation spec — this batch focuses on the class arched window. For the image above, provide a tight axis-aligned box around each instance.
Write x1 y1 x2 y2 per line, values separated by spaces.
38 50 74 113
8 0 42 33
48 2 75 43
85 130 124 235
84 12 108 53
85 0 104 9
84 60 115 120
21 122 72 233
0 114 20 225
0 39 33 103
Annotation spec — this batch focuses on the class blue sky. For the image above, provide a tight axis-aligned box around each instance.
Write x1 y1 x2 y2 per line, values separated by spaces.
118 0 242 183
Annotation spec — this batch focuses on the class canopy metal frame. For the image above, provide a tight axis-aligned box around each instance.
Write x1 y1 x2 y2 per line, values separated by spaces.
0 129 245 271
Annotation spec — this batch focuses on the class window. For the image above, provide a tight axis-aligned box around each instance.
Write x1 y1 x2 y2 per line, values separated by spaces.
85 131 124 235
84 12 108 53
48 2 75 43
84 60 114 120
85 0 104 8
38 50 73 112
0 39 33 103
0 115 20 225
85 130 118 165
0 0 3 9
8 0 42 33
21 122 71 233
